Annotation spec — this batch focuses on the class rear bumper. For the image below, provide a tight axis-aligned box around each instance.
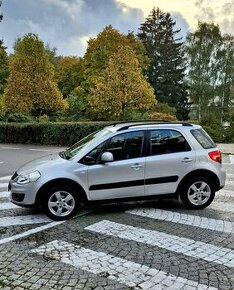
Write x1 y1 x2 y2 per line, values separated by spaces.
219 167 226 189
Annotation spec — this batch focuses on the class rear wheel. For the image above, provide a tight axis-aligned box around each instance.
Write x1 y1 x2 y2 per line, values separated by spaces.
180 177 215 209
43 186 80 220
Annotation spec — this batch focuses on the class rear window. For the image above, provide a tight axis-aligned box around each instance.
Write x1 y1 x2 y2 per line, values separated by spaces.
191 128 216 149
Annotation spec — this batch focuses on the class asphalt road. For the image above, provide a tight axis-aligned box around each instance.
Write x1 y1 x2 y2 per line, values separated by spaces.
0 144 233 289
0 144 66 177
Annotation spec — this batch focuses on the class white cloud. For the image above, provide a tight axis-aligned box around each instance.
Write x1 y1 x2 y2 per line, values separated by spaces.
0 0 144 56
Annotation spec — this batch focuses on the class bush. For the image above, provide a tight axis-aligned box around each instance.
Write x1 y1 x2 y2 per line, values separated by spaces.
0 122 109 146
203 124 234 143
148 112 177 121
4 113 35 123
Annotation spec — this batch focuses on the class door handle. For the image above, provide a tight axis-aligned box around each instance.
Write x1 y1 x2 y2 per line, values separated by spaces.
131 164 143 169
182 157 193 163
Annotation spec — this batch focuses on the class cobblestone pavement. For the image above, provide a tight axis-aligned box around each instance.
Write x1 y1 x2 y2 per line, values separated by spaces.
0 156 233 289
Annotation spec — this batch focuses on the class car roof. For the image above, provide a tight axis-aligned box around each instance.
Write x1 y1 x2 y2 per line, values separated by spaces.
107 121 200 132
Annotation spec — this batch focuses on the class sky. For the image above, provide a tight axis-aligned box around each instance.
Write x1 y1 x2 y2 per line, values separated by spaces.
0 0 233 56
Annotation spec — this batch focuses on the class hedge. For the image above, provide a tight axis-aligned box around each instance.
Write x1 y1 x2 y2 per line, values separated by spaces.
0 122 109 146
0 122 233 146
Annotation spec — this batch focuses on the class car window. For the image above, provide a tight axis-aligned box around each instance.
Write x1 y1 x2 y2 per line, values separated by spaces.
81 142 105 165
190 128 216 149
106 131 144 161
65 128 112 159
150 129 190 155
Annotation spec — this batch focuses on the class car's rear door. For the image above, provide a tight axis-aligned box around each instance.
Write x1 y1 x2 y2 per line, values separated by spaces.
144 128 195 196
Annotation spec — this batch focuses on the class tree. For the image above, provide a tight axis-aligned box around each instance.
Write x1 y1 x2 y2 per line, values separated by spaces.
138 7 186 110
0 1 3 22
66 87 88 120
55 56 82 98
0 40 8 95
68 26 150 120
217 34 234 123
89 46 156 120
186 22 233 122
175 84 191 121
82 26 149 87
4 34 67 117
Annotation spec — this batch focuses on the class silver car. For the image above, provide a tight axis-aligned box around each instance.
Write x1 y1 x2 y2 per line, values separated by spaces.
9 121 226 220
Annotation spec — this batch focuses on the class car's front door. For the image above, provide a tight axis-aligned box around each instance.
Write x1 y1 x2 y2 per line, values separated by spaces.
86 131 146 201
145 129 195 196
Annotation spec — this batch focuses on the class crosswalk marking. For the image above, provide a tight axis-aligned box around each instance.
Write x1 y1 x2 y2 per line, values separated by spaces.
0 221 63 245
217 189 234 198
32 240 217 290
126 208 234 234
0 183 8 189
0 215 51 227
0 176 11 181
0 202 20 210
0 191 9 198
86 220 234 268
209 201 234 213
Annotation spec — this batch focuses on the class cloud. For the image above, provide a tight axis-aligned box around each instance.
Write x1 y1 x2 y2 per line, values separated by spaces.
194 0 234 35
0 0 144 56
171 12 190 40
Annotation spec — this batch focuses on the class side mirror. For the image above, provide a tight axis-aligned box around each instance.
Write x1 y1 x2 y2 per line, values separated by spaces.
101 152 114 163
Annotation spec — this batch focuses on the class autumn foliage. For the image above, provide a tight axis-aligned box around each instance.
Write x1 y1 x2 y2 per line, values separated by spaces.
4 34 67 117
89 46 156 120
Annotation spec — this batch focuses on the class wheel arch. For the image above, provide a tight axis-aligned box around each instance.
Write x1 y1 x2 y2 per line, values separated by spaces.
36 178 88 206
177 169 220 194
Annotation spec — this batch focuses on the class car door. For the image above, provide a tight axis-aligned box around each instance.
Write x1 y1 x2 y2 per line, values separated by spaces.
87 131 146 201
145 129 195 196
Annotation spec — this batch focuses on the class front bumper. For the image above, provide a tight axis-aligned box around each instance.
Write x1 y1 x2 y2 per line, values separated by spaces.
9 180 39 206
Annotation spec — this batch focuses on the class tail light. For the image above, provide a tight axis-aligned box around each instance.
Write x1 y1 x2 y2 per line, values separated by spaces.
208 150 222 163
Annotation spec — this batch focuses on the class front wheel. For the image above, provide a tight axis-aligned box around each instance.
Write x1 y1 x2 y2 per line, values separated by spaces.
43 186 80 220
180 177 215 209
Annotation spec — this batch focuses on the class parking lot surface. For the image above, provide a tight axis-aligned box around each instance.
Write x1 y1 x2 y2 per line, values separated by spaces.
0 144 233 289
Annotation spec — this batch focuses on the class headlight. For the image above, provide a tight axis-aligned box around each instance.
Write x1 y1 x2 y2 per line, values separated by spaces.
17 171 41 185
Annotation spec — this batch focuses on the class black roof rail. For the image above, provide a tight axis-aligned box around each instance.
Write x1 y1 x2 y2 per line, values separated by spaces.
116 121 193 131
111 119 169 126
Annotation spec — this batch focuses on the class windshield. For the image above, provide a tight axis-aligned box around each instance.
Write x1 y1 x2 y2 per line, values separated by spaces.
63 128 112 159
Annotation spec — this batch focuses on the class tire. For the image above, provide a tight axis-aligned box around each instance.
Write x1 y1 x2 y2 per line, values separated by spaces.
43 186 80 221
180 177 215 209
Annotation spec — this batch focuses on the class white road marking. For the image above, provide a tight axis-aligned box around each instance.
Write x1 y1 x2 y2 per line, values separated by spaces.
217 189 234 198
209 201 234 213
0 222 63 245
28 149 49 152
126 208 234 234
225 180 234 186
0 161 4 164
32 240 217 290
0 202 20 210
227 173 234 179
229 155 234 164
0 215 51 227
0 176 11 181
0 191 9 198
0 146 20 150
0 183 8 189
86 220 234 268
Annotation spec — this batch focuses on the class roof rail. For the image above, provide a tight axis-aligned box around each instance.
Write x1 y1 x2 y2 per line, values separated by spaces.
116 120 193 131
111 119 169 126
